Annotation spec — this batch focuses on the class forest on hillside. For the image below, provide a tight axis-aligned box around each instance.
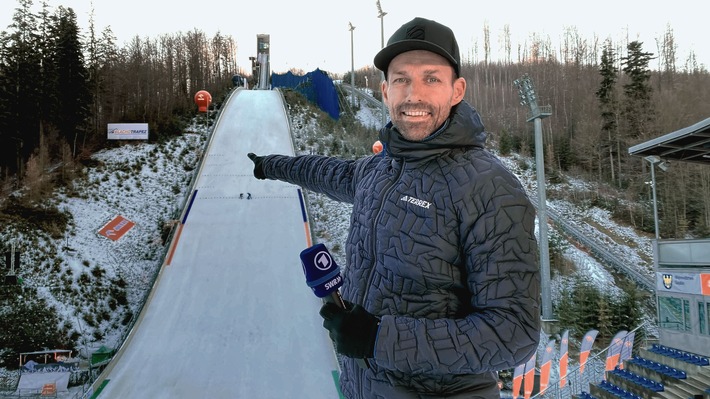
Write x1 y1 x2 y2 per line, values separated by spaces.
0 0 237 183
2 0 710 241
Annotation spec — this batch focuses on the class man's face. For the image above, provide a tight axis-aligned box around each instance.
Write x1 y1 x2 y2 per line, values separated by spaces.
382 50 466 141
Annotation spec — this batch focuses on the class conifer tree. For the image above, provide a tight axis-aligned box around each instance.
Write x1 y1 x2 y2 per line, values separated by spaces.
0 0 43 178
614 284 644 331
596 41 620 186
47 6 91 157
573 277 602 332
555 284 577 331
621 41 655 141
596 294 614 340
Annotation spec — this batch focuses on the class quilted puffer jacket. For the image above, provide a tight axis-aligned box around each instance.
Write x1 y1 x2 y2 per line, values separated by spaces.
261 101 540 398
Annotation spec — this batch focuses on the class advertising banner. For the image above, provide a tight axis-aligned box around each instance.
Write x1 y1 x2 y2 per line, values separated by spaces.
619 331 635 367
579 329 599 374
512 363 525 399
108 123 149 140
604 330 628 375
523 352 536 399
539 339 555 394
98 215 135 241
559 330 569 388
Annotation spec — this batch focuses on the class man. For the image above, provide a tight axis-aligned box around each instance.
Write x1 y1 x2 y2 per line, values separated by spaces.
248 17 540 399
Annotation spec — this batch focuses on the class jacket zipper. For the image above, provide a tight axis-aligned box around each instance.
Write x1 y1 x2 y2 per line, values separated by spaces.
361 159 405 306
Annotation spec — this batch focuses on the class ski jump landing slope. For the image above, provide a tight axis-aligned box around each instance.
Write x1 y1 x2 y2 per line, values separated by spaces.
95 89 341 399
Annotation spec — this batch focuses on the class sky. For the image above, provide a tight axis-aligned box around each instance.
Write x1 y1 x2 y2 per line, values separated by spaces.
2 0 708 75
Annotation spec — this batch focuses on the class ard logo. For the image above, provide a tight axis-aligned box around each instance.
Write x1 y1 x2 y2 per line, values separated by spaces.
662 274 673 289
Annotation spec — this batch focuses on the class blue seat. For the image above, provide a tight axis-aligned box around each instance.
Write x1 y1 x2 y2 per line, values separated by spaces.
654 345 710 366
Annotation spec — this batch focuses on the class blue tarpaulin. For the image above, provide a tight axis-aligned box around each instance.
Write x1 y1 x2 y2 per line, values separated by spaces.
271 69 340 120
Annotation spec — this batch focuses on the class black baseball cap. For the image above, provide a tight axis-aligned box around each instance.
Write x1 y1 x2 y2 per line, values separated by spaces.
374 17 460 76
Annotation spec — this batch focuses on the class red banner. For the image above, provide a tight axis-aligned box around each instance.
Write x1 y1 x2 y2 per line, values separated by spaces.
98 215 135 241
559 330 569 388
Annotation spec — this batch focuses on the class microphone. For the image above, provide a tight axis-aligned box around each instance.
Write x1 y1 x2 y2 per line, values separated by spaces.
299 243 346 308
300 243 370 369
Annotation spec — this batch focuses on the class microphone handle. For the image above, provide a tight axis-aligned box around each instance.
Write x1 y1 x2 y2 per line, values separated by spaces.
325 290 346 308
323 289 371 370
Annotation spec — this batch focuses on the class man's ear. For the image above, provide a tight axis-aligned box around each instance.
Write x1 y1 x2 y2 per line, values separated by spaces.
452 77 466 105
381 79 389 105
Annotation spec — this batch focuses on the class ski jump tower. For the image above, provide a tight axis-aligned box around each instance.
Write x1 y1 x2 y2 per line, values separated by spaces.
256 34 270 90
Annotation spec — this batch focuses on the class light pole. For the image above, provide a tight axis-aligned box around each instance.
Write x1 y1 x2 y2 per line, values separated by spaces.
513 74 553 321
376 0 388 125
644 155 668 240
349 22 356 105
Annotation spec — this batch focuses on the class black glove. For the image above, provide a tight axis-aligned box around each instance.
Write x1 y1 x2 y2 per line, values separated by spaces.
320 301 380 359
247 153 266 180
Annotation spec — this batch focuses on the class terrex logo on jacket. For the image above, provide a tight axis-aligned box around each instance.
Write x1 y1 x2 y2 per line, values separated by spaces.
400 195 432 209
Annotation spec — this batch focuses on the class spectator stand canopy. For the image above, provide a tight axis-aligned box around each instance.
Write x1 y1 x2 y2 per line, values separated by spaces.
628 116 710 165
627 116 710 359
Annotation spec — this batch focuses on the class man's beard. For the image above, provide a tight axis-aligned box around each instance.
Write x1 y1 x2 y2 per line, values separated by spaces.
392 104 439 141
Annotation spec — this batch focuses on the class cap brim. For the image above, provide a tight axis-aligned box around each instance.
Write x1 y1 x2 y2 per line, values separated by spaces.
374 40 458 74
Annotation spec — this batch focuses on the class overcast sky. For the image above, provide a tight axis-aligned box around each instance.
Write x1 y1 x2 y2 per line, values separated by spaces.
3 0 707 75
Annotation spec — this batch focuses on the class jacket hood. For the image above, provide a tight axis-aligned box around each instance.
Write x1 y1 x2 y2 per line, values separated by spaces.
378 100 487 162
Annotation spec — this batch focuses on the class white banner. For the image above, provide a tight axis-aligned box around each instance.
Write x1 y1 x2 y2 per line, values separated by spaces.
657 271 701 294
108 123 149 140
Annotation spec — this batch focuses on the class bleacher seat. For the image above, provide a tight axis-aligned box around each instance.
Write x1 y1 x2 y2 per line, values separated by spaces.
599 379 643 399
612 366 663 392
628 356 686 380
650 344 710 366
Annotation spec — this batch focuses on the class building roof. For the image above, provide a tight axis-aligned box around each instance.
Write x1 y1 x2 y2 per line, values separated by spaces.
628 117 710 165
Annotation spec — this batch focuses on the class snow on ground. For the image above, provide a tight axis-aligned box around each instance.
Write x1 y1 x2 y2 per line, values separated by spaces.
54 126 207 352
0 122 208 396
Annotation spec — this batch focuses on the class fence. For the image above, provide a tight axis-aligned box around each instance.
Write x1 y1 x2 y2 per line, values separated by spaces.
529 322 653 399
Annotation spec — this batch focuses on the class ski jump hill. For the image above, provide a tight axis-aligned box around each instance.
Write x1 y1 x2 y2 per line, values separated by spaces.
92 89 342 398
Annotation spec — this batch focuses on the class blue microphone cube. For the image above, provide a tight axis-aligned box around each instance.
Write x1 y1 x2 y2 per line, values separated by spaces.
299 243 343 298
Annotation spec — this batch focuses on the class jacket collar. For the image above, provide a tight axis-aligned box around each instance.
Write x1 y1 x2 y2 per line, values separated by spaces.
378 100 487 163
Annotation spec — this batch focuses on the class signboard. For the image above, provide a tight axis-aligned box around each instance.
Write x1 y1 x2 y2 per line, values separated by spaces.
107 123 149 140
657 272 702 294
98 215 135 241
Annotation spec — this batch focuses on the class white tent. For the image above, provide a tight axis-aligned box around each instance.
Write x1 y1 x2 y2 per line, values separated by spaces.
16 371 70 394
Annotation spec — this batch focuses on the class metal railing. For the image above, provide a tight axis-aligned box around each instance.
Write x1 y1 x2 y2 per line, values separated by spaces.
528 196 655 291
529 322 651 399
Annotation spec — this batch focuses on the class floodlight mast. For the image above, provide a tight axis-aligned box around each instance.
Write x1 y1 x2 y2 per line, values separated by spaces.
349 22 356 104
514 74 553 321
644 155 665 240
376 1 388 125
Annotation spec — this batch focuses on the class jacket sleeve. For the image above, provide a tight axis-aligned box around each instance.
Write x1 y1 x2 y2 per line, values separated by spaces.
372 162 541 375
261 154 362 203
